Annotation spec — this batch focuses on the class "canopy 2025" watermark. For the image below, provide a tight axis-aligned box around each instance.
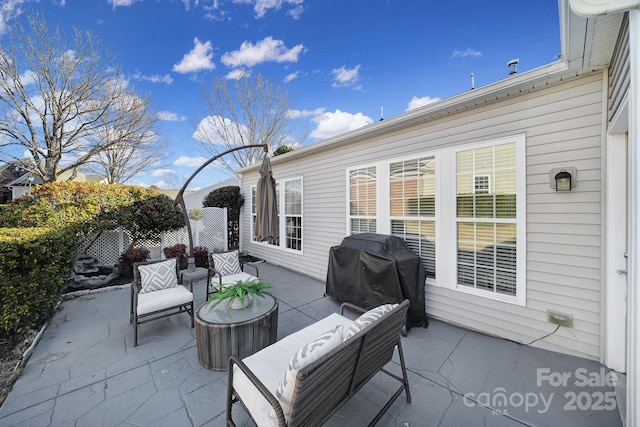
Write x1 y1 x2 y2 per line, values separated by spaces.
463 367 619 415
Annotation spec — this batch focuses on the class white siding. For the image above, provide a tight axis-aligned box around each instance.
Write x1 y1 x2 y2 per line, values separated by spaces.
608 13 630 122
241 72 605 360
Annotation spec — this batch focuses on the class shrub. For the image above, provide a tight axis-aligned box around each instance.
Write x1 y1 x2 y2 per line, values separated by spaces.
163 243 188 269
0 182 186 251
0 227 77 337
193 246 209 268
118 247 150 278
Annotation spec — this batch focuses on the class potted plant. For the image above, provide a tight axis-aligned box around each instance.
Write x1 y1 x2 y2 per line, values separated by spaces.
193 246 209 268
118 247 150 278
207 279 271 309
163 243 188 269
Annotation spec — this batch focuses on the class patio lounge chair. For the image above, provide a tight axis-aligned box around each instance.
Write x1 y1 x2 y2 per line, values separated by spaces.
207 250 260 301
130 257 194 347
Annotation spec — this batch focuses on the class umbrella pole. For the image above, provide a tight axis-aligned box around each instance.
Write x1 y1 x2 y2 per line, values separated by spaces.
175 144 269 270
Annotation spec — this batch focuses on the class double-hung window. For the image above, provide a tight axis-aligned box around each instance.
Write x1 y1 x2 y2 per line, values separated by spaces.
389 156 437 280
349 166 377 233
284 179 302 251
455 141 522 302
252 177 302 252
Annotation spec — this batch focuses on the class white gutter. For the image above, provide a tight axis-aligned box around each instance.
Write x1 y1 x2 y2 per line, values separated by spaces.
569 0 640 16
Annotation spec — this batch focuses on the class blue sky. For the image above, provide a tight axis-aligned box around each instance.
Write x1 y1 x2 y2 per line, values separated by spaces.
0 0 560 190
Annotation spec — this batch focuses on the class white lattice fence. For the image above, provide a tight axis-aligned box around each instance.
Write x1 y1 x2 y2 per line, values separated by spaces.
80 207 228 265
195 207 228 251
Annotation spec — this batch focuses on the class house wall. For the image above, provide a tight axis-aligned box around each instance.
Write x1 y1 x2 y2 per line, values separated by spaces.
609 13 630 122
241 72 605 360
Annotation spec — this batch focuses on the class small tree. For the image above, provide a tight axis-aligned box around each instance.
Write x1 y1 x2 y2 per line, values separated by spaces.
203 186 243 250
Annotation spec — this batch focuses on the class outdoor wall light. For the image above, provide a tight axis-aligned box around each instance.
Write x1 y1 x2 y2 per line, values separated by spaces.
549 167 577 192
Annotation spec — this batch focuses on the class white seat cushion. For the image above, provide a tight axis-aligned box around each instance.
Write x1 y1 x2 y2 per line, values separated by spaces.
232 313 353 427
212 272 258 286
137 285 193 316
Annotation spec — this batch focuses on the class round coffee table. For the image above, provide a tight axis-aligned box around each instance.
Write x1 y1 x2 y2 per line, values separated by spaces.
195 293 278 370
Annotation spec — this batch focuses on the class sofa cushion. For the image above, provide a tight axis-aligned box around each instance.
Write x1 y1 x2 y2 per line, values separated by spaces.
138 259 178 294
275 324 344 418
211 250 242 275
232 313 353 427
137 285 193 315
344 303 399 340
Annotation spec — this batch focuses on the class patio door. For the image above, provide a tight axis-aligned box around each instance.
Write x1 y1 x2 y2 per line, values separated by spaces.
605 132 628 373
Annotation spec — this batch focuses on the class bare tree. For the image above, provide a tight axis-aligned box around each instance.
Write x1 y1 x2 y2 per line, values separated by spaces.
84 98 166 184
0 13 160 183
194 74 305 173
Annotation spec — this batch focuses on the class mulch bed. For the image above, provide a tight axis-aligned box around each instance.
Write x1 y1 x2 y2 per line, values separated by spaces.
0 329 39 407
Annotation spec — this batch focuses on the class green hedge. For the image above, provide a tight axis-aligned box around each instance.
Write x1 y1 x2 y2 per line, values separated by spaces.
0 227 78 338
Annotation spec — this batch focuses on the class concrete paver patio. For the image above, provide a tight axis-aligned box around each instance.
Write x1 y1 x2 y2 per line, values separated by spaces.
0 262 624 426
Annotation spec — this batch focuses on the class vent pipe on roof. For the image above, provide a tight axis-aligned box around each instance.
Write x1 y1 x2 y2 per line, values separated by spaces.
507 58 519 75
380 106 384 121
470 73 475 90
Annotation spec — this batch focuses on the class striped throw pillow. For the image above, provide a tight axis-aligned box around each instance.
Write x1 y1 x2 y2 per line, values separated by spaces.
343 303 399 340
275 325 344 418
138 259 178 294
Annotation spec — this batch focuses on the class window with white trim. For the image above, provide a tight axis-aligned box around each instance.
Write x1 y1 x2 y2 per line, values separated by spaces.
389 156 436 279
252 177 302 252
284 179 302 251
456 142 519 298
348 166 377 233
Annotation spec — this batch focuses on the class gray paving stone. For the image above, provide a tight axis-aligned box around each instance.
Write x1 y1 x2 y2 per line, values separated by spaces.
0 262 623 427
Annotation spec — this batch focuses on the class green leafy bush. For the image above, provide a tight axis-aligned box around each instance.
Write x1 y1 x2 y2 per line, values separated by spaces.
0 182 185 250
0 227 77 337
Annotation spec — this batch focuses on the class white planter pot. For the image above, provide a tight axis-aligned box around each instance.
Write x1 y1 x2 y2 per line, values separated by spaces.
229 294 252 310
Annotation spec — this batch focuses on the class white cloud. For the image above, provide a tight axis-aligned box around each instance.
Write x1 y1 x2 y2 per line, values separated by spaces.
225 68 250 80
451 48 482 59
151 168 176 177
284 71 299 83
0 0 26 34
233 0 304 19
287 4 304 19
221 36 304 68
310 109 373 140
132 72 173 84
406 95 441 111
19 70 37 86
158 111 187 121
331 65 361 90
173 38 216 74
192 115 248 145
110 0 138 8
286 107 325 119
173 156 207 167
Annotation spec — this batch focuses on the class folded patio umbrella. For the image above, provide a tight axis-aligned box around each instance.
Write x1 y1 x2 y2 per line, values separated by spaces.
254 154 279 241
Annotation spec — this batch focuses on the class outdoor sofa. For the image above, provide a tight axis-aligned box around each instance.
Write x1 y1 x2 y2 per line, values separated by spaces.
226 299 411 426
